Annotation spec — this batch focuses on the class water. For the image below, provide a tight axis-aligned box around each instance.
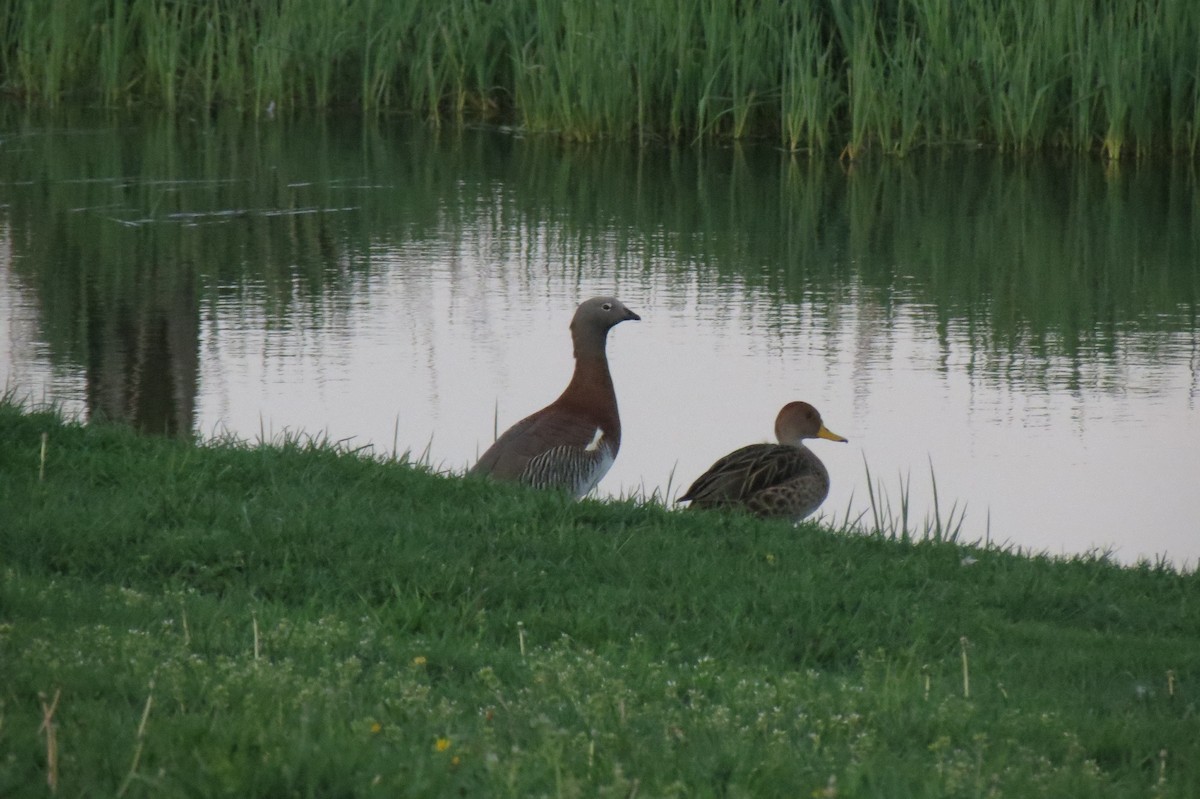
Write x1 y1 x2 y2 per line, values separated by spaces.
2 114 1197 567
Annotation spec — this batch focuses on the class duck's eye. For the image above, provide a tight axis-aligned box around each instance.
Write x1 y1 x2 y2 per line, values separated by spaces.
602 302 613 311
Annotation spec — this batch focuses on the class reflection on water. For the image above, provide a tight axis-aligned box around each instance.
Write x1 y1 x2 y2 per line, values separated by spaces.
1 114 1197 566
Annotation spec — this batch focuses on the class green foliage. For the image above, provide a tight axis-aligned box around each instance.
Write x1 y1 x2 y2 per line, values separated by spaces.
2 401 1198 796
0 0 1198 155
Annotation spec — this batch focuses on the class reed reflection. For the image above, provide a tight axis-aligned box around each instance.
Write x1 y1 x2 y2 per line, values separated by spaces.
3 116 1194 410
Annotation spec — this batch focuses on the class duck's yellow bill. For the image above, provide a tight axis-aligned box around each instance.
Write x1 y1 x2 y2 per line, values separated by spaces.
818 425 848 443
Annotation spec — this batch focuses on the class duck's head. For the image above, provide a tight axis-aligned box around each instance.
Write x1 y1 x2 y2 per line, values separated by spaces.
775 401 848 446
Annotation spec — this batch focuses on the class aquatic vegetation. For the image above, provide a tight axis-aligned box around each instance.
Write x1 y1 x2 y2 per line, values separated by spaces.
1 0 1198 155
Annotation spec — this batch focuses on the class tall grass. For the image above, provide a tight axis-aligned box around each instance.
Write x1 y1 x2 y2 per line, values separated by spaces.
973 5 1063 152
780 4 837 153
833 456 972 547
1 0 1197 156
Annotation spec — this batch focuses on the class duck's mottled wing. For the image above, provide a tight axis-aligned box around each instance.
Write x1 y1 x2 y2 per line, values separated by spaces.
744 471 829 520
679 444 814 508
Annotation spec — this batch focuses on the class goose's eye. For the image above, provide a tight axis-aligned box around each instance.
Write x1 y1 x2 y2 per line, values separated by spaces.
602 302 613 311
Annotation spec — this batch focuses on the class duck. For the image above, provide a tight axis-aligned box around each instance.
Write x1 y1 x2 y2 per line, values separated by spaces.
676 401 847 521
470 296 640 498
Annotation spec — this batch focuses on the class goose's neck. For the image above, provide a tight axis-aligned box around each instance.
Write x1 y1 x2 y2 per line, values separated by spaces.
560 352 616 409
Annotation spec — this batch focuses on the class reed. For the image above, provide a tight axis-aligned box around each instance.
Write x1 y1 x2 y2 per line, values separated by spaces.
908 0 979 146
1161 0 1200 153
2 0 1197 155
779 4 839 153
148 0 187 110
828 0 875 160
512 2 629 140
879 5 926 156
97 0 132 107
974 5 1058 152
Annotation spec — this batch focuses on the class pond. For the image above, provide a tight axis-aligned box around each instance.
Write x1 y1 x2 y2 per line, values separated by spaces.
1 113 1197 567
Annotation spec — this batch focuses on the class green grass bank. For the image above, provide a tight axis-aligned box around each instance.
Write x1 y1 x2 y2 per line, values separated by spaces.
1 401 1197 796
2 0 1199 156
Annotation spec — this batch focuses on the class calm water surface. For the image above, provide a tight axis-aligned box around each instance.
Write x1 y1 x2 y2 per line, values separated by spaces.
1 114 1197 566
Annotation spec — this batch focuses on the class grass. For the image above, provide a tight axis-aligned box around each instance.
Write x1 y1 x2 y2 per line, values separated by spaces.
826 455 971 547
1 398 1198 796
1 0 1199 155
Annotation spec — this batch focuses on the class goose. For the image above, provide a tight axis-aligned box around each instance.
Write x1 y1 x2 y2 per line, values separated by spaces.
471 296 640 498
